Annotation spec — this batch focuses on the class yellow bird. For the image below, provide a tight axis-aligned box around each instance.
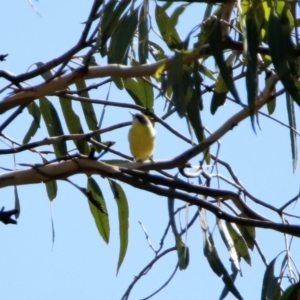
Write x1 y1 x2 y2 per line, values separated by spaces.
128 112 156 162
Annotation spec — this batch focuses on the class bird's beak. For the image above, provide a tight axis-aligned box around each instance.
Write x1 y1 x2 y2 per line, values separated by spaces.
129 111 135 117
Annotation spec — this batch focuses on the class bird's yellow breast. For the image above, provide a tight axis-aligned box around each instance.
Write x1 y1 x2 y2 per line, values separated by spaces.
128 122 155 161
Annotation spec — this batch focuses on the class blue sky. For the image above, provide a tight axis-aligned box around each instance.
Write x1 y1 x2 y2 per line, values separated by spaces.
1 1 300 300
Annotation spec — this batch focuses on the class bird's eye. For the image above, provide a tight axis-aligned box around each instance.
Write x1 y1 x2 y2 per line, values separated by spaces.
136 114 147 125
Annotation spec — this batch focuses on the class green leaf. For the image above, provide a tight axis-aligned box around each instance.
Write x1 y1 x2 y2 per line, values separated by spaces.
45 180 57 201
237 214 256 250
155 4 183 50
217 219 241 274
168 196 189 270
210 52 235 114
22 127 34 143
169 4 187 30
198 63 215 81
35 62 53 80
267 98 276 115
100 0 131 52
124 76 154 110
14 186 20 219
200 210 225 276
138 4 149 64
206 18 241 104
281 282 300 300
108 179 129 274
176 237 190 270
108 8 139 64
186 89 205 143
246 9 259 131
268 8 300 106
59 97 90 155
222 271 243 300
219 270 239 300
261 257 281 300
149 40 167 61
210 75 228 115
226 222 251 265
23 101 41 144
192 61 204 110
75 81 99 132
166 52 187 118
136 78 154 110
286 93 298 172
87 177 110 244
41 157 57 201
39 97 67 157
264 70 277 114
74 81 101 148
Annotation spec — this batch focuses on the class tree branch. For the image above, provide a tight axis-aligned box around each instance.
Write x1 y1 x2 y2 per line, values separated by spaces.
0 40 277 114
1 158 300 236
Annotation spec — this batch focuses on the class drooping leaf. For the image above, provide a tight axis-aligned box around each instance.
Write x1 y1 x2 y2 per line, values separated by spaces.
155 4 183 50
237 214 256 250
217 219 241 274
59 97 90 155
198 62 215 81
168 196 189 270
281 282 300 300
268 8 300 106
286 93 298 172
148 40 167 62
267 99 276 115
75 81 100 143
261 257 281 300
35 61 53 80
221 271 243 300
138 4 149 64
211 52 235 114
200 210 225 276
14 186 20 219
108 179 129 274
186 89 205 143
136 78 154 110
87 177 110 244
169 4 187 31
42 157 57 201
100 0 131 54
210 74 228 115
192 61 204 110
45 180 57 201
168 51 190 117
219 270 239 300
23 101 41 144
206 17 241 104
226 221 251 265
124 76 154 110
108 7 139 65
39 97 67 157
176 236 190 270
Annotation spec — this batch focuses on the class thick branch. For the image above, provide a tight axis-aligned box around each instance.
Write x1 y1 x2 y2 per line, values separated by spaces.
0 40 276 115
1 158 300 237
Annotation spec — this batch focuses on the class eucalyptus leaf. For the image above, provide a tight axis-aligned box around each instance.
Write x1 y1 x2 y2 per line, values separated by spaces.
108 179 129 274
87 177 110 244
39 97 67 157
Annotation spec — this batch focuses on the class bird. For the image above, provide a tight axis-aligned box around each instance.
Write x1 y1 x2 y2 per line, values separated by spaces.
128 112 156 162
